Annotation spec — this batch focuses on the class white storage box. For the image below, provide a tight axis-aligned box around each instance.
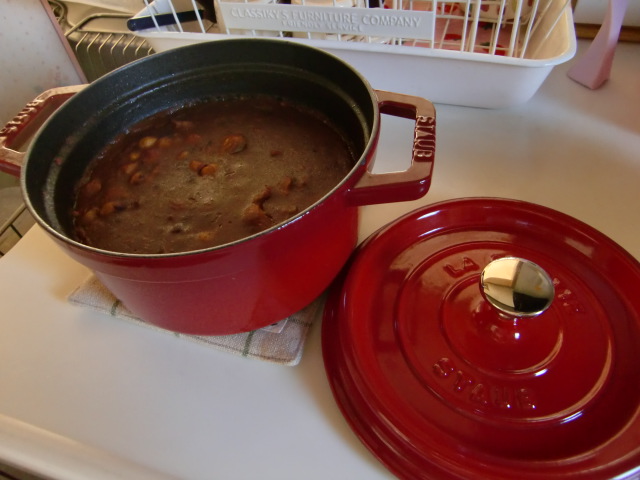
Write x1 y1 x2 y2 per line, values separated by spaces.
129 0 576 108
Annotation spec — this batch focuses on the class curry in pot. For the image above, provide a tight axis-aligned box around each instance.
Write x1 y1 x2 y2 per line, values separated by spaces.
72 96 355 254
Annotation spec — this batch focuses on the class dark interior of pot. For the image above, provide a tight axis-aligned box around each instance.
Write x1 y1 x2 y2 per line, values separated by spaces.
24 39 376 240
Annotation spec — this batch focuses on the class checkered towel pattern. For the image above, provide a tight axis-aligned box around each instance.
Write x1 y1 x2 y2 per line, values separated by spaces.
68 275 323 366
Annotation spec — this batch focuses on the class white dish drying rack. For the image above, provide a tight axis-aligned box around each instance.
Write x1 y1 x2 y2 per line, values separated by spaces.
132 0 573 107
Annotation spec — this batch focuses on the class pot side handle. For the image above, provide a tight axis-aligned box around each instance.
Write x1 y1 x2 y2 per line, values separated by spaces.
346 90 436 206
0 85 87 177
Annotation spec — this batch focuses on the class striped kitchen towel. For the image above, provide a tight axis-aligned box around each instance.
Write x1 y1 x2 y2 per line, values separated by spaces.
68 274 324 366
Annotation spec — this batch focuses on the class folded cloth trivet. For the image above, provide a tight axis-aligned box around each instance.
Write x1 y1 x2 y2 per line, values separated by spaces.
68 275 324 366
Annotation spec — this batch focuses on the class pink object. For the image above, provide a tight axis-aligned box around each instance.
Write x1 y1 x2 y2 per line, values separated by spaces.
567 0 628 89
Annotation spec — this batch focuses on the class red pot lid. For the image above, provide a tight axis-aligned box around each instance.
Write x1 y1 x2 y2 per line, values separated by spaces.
322 198 640 480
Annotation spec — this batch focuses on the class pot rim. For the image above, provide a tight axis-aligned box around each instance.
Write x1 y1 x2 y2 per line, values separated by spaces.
21 38 381 260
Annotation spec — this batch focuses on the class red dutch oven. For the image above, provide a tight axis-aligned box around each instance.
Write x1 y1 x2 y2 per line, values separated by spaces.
0 39 436 335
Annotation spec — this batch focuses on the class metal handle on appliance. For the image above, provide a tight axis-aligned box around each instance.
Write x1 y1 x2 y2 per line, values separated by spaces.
347 90 436 206
480 257 555 318
0 85 86 177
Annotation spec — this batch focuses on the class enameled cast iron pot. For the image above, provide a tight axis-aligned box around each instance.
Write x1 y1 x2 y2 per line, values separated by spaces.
0 39 436 335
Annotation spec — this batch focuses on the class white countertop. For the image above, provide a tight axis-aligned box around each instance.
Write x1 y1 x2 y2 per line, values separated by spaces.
0 40 639 480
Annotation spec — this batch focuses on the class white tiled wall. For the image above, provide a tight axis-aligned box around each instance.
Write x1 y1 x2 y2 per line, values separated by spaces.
573 0 640 26
0 0 84 125
0 1 81 254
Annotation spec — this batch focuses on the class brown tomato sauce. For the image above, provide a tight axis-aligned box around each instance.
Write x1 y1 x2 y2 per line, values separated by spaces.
72 96 355 254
